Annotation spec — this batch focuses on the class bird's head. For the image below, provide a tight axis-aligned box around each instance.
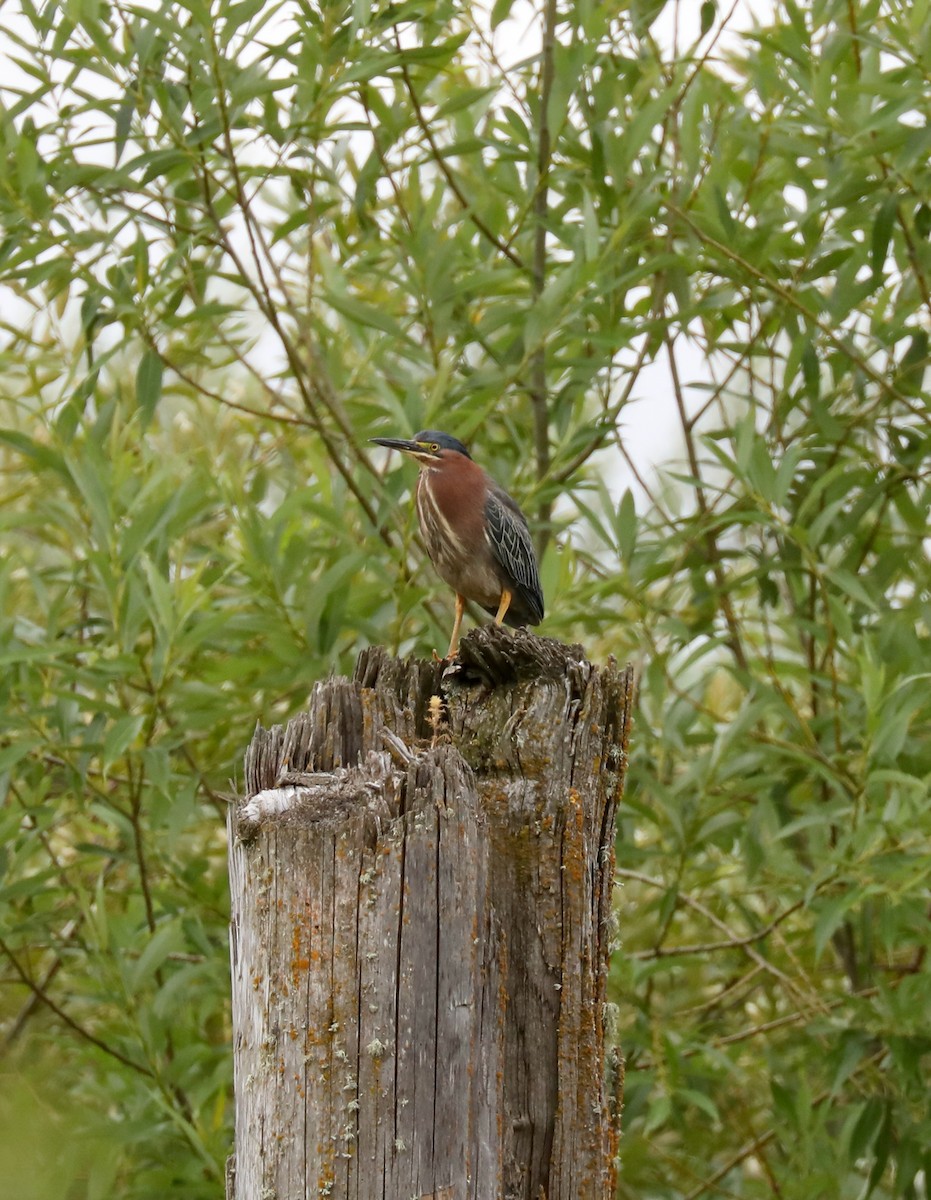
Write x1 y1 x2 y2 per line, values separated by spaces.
371 430 472 467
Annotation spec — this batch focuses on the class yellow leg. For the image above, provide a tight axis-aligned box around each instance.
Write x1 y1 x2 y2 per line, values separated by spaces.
494 588 512 626
447 593 466 658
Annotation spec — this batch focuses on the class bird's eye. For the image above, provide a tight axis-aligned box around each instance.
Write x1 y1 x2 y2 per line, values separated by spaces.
431 443 440 452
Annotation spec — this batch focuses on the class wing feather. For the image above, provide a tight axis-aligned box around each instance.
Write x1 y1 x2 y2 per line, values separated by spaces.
484 488 544 624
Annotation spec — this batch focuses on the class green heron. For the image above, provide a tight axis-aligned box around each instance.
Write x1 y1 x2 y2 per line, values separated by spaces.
371 430 544 658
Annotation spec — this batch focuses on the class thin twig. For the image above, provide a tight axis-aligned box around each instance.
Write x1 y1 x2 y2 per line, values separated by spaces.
664 199 926 420
616 868 820 1006
682 1050 885 1199
393 27 525 270
665 332 749 673
628 897 807 960
0 935 154 1078
529 0 558 548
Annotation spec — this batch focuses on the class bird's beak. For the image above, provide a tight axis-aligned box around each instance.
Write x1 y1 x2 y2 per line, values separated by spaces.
370 437 442 466
370 437 422 455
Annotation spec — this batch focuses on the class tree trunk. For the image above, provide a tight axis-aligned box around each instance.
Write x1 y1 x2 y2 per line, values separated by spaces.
227 626 633 1200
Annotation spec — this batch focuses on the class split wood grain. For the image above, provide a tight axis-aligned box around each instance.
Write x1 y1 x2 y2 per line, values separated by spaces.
228 625 633 1200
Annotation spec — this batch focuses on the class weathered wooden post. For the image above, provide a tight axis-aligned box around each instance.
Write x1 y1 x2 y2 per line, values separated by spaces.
227 626 633 1200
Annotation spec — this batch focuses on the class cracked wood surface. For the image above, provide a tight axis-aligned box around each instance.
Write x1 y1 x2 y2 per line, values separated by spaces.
228 625 633 1200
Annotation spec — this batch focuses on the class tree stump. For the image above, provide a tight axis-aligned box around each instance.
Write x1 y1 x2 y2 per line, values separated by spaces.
227 626 633 1200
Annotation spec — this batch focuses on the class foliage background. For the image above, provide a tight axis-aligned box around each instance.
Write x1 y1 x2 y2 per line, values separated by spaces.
1 0 929 1195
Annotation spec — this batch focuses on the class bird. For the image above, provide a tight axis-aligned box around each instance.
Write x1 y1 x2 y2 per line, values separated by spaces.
371 430 544 658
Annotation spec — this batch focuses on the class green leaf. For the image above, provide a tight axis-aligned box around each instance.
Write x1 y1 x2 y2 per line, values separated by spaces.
814 890 862 962
748 436 777 502
490 0 514 28
0 740 36 773
849 1099 886 1160
436 86 495 118
801 340 820 400
772 444 806 504
870 195 898 277
324 291 407 338
114 92 134 165
101 715 146 773
0 428 67 476
617 489 637 565
713 186 735 238
136 350 163 427
679 1087 719 1122
828 567 876 610
128 919 184 993
894 330 929 396
643 1091 672 1135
